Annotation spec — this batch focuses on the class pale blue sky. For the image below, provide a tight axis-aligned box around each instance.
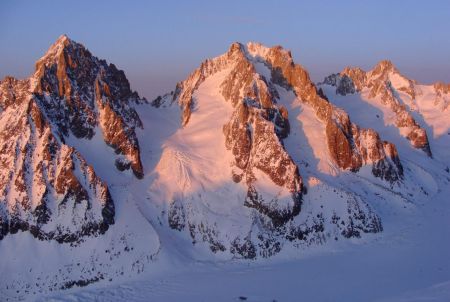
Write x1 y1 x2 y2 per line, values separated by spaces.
1 0 449 100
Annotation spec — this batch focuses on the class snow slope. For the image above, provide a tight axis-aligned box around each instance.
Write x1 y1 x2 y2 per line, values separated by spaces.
0 184 160 301
35 171 450 301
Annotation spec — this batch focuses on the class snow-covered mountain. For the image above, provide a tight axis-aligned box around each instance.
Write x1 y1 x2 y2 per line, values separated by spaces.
150 41 408 258
319 61 450 160
0 36 158 300
0 36 448 301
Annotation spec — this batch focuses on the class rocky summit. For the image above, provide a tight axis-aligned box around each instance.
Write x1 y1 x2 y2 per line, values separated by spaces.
321 60 433 157
1 37 449 300
0 36 150 245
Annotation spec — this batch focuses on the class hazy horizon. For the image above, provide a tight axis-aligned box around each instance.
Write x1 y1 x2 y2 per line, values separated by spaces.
1 0 449 101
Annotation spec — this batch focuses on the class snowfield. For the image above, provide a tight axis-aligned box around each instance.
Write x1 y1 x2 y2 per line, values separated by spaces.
34 178 450 302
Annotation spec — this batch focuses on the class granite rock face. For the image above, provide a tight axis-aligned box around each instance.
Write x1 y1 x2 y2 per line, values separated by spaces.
0 84 114 242
322 60 432 157
33 35 144 177
0 35 149 242
433 82 450 111
223 94 301 227
259 46 403 181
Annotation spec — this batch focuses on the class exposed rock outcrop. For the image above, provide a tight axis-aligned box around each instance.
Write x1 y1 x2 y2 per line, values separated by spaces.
0 91 114 242
322 60 432 157
33 35 144 177
223 99 301 226
0 35 149 242
258 45 403 181
433 82 450 111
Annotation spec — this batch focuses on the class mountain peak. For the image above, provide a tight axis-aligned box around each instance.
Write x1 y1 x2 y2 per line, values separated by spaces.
32 35 90 94
228 41 244 51
35 35 88 69
376 59 394 68
321 59 432 157
56 33 71 44
371 59 398 76
342 66 366 75
28 35 145 177
47 34 75 54
245 41 270 59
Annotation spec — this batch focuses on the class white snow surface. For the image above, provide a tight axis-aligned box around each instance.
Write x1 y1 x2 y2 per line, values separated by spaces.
33 175 450 302
150 68 238 201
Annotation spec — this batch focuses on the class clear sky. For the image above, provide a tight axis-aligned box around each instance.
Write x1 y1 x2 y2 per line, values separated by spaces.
1 0 449 100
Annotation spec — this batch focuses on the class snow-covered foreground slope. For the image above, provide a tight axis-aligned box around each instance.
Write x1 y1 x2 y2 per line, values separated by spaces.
0 185 161 300
35 173 450 302
1 37 450 301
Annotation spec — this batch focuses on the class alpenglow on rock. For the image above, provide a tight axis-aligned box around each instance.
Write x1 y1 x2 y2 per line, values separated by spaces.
321 60 432 157
0 74 114 242
257 44 404 181
33 35 145 177
0 35 148 242
151 41 403 258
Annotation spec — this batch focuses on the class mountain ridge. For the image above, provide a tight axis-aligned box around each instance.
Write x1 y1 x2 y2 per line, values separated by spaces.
1 36 449 300
319 58 450 159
